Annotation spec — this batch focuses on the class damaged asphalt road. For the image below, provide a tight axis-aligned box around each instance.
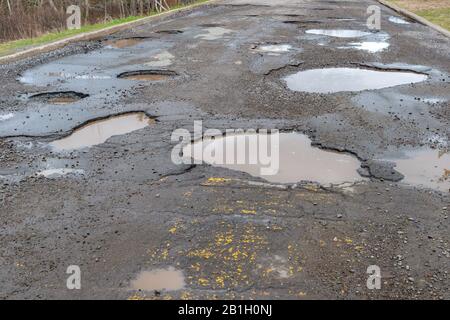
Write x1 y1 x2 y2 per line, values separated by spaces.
0 0 449 299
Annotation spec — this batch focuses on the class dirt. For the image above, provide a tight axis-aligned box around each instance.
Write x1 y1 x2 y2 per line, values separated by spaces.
0 0 449 300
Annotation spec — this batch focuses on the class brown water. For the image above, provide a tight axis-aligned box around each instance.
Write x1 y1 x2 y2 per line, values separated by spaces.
388 148 449 192
284 68 428 93
105 38 143 48
47 97 80 105
130 267 185 292
50 112 154 151
183 132 363 185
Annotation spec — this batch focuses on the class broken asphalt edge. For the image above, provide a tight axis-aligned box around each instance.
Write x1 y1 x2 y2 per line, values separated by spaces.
0 0 220 65
378 0 450 38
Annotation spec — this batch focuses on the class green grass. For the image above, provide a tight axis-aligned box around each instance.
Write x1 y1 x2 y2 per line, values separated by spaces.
0 0 210 57
416 8 450 31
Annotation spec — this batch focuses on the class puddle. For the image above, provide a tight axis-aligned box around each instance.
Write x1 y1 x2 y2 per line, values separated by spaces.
144 51 175 67
195 27 233 40
105 38 145 48
283 68 428 93
50 112 155 151
385 148 449 192
183 132 363 185
255 44 293 53
341 41 389 53
37 168 85 178
30 91 89 104
0 113 14 121
389 16 410 24
306 29 372 38
130 267 185 292
118 70 177 81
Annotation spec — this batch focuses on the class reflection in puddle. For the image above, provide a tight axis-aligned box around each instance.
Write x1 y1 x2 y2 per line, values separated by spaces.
0 113 14 121
342 41 389 53
50 112 155 151
130 267 185 292
183 132 363 185
256 44 293 53
306 29 371 38
387 148 449 192
37 168 85 178
195 27 233 40
283 68 428 93
105 38 144 48
389 16 410 24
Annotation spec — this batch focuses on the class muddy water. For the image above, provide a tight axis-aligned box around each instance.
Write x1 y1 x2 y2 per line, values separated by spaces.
50 112 154 151
183 132 363 185
306 29 372 38
121 74 170 81
387 148 449 192
105 38 144 48
283 68 428 93
130 267 185 291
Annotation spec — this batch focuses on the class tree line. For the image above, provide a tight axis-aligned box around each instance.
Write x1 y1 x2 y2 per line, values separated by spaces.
0 0 195 42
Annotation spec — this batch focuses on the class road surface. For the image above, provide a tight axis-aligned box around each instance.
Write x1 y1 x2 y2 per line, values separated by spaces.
0 0 449 299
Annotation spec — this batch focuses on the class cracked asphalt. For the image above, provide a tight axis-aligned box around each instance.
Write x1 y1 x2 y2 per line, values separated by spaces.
0 0 449 299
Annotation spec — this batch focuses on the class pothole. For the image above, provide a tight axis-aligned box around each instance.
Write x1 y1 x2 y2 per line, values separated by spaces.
283 68 428 93
117 70 178 81
155 30 184 34
104 37 147 48
183 132 363 185
49 112 155 151
37 168 85 178
130 267 185 292
340 41 390 53
195 27 234 40
254 44 293 53
306 29 372 38
30 91 89 105
385 148 449 192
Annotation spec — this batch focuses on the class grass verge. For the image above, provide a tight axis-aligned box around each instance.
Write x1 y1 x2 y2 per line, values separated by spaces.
0 0 209 57
389 0 450 31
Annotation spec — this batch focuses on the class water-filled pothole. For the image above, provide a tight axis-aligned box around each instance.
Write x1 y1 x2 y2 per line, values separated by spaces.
118 70 178 81
183 132 363 185
386 148 449 192
341 41 389 53
104 37 147 48
50 112 155 151
30 91 89 104
254 44 293 53
306 29 372 38
283 68 428 93
130 267 185 292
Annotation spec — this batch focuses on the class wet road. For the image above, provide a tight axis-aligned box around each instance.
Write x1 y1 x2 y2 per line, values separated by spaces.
0 0 449 299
